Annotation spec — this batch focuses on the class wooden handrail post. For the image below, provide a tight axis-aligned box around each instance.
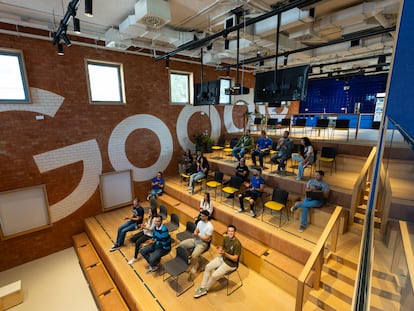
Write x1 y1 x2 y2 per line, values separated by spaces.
295 281 305 311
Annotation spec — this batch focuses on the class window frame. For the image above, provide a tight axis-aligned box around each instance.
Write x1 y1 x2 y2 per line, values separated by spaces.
169 70 193 105
0 48 31 104
85 59 126 105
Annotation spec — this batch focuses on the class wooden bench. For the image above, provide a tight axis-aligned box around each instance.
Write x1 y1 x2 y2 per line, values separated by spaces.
72 232 129 311
83 219 162 311
0 280 23 311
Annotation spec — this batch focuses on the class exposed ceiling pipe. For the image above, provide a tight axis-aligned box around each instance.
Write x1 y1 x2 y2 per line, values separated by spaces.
216 26 396 70
154 0 323 61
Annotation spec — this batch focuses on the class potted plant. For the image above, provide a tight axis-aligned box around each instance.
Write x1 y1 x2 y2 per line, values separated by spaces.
193 133 213 153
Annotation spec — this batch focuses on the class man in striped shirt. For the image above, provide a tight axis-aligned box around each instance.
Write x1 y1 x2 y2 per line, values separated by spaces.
141 215 171 273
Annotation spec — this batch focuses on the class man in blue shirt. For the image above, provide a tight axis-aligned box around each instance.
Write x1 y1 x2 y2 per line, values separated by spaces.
110 198 144 251
251 130 273 169
141 215 172 273
147 171 165 200
237 169 265 217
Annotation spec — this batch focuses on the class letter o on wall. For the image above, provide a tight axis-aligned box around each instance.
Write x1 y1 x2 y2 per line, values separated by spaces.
177 105 221 151
108 114 173 181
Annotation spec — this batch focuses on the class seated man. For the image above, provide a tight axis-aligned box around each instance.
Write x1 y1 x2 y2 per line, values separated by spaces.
251 130 272 169
187 156 209 194
291 170 330 233
237 169 265 217
234 157 250 182
178 210 214 275
140 215 171 273
109 198 144 252
232 129 254 161
146 171 164 200
270 130 293 172
193 224 242 298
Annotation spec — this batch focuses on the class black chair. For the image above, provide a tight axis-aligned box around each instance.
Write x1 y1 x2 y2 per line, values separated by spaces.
278 118 291 134
262 188 289 227
250 117 262 132
223 259 243 295
332 119 350 141
159 205 168 220
266 118 278 135
292 118 307 135
176 221 196 242
165 213 179 233
312 119 329 138
221 175 243 208
162 246 194 296
205 171 224 199
318 146 337 175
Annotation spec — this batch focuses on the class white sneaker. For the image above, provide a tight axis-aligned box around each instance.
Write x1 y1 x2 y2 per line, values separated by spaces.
128 258 137 265
250 210 256 217
236 209 244 213
186 186 192 190
291 205 298 212
295 177 302 181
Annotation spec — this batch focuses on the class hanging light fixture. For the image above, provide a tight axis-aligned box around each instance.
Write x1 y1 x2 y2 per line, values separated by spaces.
84 0 93 17
57 43 64 56
73 17 80 34
61 33 72 46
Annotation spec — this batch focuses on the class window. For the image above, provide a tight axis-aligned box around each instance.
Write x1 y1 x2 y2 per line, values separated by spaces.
169 70 193 105
0 49 31 103
86 60 125 104
219 78 231 104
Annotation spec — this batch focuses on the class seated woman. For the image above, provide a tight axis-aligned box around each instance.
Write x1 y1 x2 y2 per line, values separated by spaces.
146 171 164 200
291 137 314 181
187 156 209 194
128 206 158 265
195 192 214 223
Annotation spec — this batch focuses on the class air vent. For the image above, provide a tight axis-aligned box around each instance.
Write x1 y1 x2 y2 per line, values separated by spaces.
135 0 171 29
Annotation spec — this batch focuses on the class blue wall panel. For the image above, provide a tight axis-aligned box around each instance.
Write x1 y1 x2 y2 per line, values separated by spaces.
302 74 388 114
386 0 414 146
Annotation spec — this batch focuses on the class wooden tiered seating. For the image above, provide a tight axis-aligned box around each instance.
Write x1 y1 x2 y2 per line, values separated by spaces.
72 232 129 311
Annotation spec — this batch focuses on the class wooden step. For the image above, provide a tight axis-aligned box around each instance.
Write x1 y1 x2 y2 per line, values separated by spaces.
302 300 324 311
308 288 351 311
320 272 353 303
324 259 357 285
353 212 382 228
356 204 380 216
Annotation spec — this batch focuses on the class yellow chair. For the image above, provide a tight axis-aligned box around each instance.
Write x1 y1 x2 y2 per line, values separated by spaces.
205 171 224 199
221 175 243 208
262 188 289 227
318 147 337 175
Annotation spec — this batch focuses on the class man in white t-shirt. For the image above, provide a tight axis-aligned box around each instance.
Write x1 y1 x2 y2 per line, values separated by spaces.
178 210 214 274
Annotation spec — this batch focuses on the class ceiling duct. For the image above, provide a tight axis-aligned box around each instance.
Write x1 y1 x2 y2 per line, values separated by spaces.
105 28 131 50
135 0 171 29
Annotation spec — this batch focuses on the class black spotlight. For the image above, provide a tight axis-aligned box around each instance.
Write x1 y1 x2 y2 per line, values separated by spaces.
224 39 229 50
61 33 72 46
73 18 80 34
85 0 93 17
57 43 64 56
283 56 288 66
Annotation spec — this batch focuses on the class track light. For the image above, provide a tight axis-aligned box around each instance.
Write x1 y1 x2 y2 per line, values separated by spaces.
73 18 80 34
259 60 264 66
283 57 288 66
61 33 72 46
165 57 170 69
224 39 229 50
57 43 64 56
84 0 93 17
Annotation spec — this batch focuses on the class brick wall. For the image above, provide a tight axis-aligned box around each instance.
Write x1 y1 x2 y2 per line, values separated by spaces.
0 34 253 271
